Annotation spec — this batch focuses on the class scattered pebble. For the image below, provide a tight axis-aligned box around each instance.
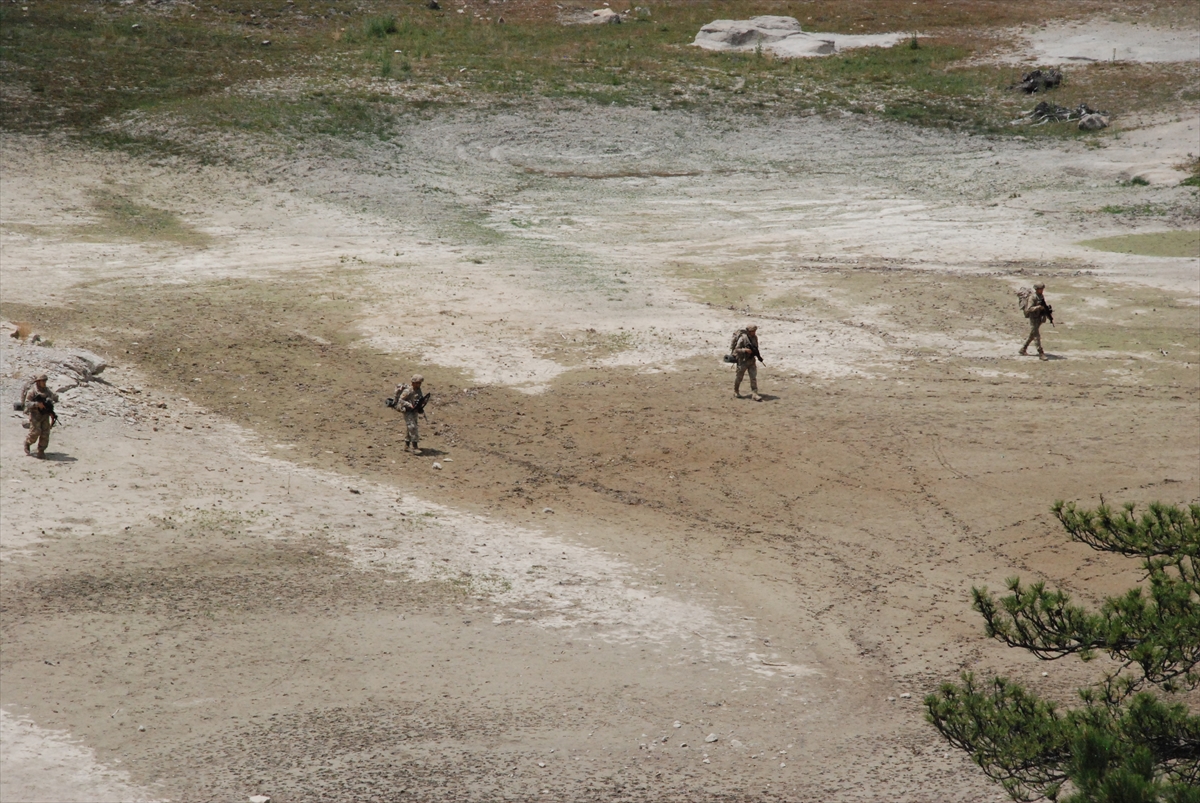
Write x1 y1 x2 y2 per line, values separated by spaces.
249 796 271 803
137 725 145 732
899 692 912 698
432 462 443 470
887 696 896 702
537 761 546 768
542 507 554 513
730 739 744 749
673 720 682 728
705 733 719 742
680 742 688 748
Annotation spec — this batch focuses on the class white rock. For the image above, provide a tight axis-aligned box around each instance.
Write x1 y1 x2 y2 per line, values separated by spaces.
432 462 443 470
673 720 682 728
692 15 906 58
730 739 745 749
705 733 719 742
537 761 546 768
543 507 554 513
590 7 620 23
899 692 912 699
249 796 271 803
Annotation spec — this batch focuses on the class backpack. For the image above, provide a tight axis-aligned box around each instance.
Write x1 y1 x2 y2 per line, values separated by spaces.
1016 287 1033 318
724 329 748 363
12 376 35 412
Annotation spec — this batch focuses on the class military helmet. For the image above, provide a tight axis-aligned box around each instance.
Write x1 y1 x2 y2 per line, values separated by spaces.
411 374 424 383
1034 282 1045 290
34 373 48 382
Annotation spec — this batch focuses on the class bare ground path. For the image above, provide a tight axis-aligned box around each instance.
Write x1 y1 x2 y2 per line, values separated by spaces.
1 100 1197 801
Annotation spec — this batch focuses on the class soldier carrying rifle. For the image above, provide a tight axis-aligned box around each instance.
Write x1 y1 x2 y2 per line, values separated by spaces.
1018 282 1054 361
729 324 764 401
21 373 59 458
390 373 430 455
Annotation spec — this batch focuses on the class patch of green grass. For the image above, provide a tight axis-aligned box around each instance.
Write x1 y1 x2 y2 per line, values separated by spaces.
3 0 1196 144
1079 230 1200 259
1100 203 1172 216
364 15 398 38
75 189 212 247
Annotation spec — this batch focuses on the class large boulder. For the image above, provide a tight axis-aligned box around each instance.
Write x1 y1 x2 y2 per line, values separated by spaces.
694 16 804 49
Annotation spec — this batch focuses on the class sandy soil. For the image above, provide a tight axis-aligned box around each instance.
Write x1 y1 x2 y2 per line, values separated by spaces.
1 20 1198 801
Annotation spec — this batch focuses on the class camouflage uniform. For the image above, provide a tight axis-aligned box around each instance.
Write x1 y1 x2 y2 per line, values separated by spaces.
1021 286 1050 360
22 377 59 457
396 376 425 452
733 328 760 400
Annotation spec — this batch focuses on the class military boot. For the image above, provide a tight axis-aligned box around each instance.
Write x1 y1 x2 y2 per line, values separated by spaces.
1038 351 1049 361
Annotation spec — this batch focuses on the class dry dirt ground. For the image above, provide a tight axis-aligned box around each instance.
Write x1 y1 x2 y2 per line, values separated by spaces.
1 20 1198 803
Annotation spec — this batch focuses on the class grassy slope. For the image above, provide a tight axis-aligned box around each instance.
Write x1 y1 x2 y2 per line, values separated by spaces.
2 0 1197 145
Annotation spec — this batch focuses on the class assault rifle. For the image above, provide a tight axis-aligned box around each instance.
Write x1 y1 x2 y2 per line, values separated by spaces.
1036 295 1055 327
385 389 431 417
748 339 765 365
30 393 57 426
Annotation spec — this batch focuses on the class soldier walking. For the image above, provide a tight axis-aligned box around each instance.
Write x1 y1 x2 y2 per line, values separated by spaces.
22 373 58 458
394 373 427 454
1019 282 1053 361
731 324 763 401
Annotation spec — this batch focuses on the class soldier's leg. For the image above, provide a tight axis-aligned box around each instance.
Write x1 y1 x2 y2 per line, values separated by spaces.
405 413 420 453
1031 321 1044 356
37 420 50 456
734 364 746 397
24 419 39 454
747 362 758 394
1021 320 1038 355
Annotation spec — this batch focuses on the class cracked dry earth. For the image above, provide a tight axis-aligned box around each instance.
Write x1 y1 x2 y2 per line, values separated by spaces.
1 99 1198 803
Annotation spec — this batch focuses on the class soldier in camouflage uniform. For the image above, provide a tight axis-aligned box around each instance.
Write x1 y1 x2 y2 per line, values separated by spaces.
395 374 425 454
22 373 58 458
732 325 762 401
1020 282 1051 361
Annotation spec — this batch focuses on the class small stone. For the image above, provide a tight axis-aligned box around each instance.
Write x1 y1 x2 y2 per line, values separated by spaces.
1042 672 1049 677
730 739 744 749
249 796 271 803
537 762 546 768
432 462 443 470
899 692 912 699
673 720 682 728
542 507 554 513
680 742 687 748
887 696 897 702
705 733 719 743
260 40 271 46
702 758 710 764
137 725 145 732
